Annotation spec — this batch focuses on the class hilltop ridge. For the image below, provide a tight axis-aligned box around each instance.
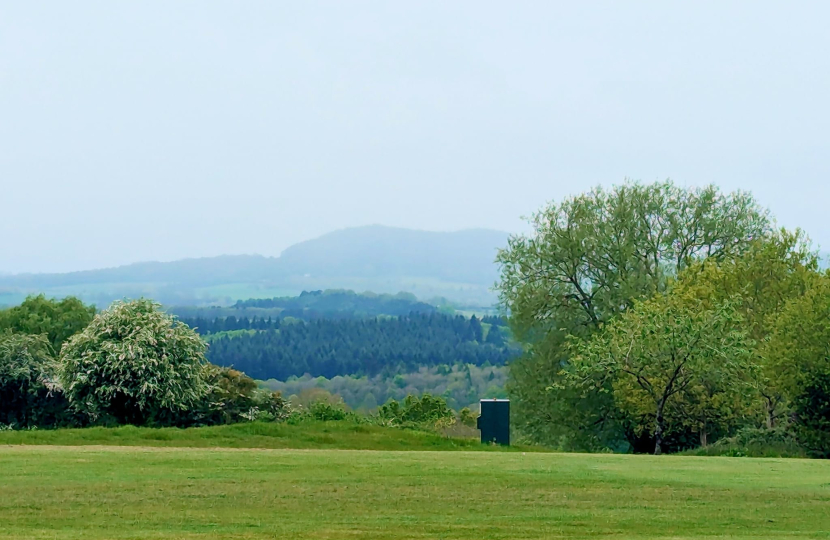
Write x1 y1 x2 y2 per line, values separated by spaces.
0 226 510 307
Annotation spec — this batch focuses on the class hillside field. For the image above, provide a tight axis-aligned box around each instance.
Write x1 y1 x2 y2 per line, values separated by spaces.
1 428 828 539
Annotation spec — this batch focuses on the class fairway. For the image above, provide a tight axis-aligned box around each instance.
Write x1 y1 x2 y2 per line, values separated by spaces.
1 447 828 539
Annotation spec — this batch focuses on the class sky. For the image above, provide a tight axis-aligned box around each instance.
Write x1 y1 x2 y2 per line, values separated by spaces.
2 1 829 274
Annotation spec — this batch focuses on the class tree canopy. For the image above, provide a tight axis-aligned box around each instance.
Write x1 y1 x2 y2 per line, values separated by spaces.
568 293 753 454
497 180 771 450
0 295 95 351
763 276 830 456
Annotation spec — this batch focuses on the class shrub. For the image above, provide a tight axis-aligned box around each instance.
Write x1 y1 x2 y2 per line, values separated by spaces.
378 393 455 427
459 407 478 427
0 332 76 428
59 300 208 425
164 366 289 426
685 426 807 458
308 401 349 421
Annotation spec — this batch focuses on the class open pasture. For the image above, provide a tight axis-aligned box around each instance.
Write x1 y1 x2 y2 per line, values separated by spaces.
1 445 828 539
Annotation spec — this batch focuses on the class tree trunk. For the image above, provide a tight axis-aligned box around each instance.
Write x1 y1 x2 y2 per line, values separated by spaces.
700 426 708 447
654 402 665 455
765 397 775 429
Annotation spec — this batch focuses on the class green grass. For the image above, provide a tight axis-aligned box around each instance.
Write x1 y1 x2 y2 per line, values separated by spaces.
0 445 828 539
0 421 527 452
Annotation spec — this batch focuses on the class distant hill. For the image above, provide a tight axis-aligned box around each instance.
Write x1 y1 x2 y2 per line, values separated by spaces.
0 226 510 307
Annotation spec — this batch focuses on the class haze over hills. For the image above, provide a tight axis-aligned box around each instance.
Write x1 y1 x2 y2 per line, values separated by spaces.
0 226 510 308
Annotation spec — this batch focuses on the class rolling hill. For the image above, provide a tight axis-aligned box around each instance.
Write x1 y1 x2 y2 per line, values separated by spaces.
0 226 510 307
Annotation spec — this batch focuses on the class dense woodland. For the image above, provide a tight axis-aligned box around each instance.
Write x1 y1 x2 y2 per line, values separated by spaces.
187 313 517 380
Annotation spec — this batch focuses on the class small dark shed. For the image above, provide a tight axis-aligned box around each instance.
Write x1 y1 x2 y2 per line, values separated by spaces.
477 399 510 445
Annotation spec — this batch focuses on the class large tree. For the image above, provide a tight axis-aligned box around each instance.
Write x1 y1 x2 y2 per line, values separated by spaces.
0 295 95 351
496 181 770 449
568 293 754 454
59 299 208 425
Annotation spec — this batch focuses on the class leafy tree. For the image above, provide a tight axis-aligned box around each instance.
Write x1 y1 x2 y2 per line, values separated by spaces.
497 180 770 449
0 332 62 427
675 229 820 427
59 299 208 425
763 276 830 455
0 295 95 351
568 293 754 454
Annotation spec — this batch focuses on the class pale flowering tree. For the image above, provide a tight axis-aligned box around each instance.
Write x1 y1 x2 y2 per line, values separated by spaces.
59 299 208 425
0 331 57 427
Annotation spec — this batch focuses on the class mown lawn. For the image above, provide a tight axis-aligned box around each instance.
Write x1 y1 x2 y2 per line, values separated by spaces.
0 421 522 452
0 443 828 539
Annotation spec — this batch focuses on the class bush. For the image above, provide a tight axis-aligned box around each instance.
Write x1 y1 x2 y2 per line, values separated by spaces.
59 300 208 425
163 366 289 427
378 393 455 427
0 332 79 428
308 401 349 421
684 427 807 458
459 407 478 427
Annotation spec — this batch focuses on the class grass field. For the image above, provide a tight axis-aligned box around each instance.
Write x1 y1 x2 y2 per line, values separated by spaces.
1 439 829 539
0 421 512 452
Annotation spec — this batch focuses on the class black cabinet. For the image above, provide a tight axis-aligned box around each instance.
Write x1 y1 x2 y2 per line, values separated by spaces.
476 399 509 445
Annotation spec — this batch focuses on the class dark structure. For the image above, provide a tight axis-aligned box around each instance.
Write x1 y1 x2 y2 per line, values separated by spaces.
477 398 510 445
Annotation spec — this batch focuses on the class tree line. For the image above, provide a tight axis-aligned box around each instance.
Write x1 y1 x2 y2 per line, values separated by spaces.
198 313 518 381
261 364 508 413
231 289 439 318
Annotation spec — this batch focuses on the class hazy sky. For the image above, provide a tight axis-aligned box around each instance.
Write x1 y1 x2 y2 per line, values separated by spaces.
3 2 829 274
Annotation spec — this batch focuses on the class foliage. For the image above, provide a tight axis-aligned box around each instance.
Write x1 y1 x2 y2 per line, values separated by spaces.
305 401 352 422
791 373 830 458
685 427 807 458
0 295 95 351
378 393 456 427
168 366 288 426
675 229 820 427
458 407 478 427
263 364 507 412
0 331 71 428
568 292 754 454
58 299 208 425
763 275 830 456
497 180 770 449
